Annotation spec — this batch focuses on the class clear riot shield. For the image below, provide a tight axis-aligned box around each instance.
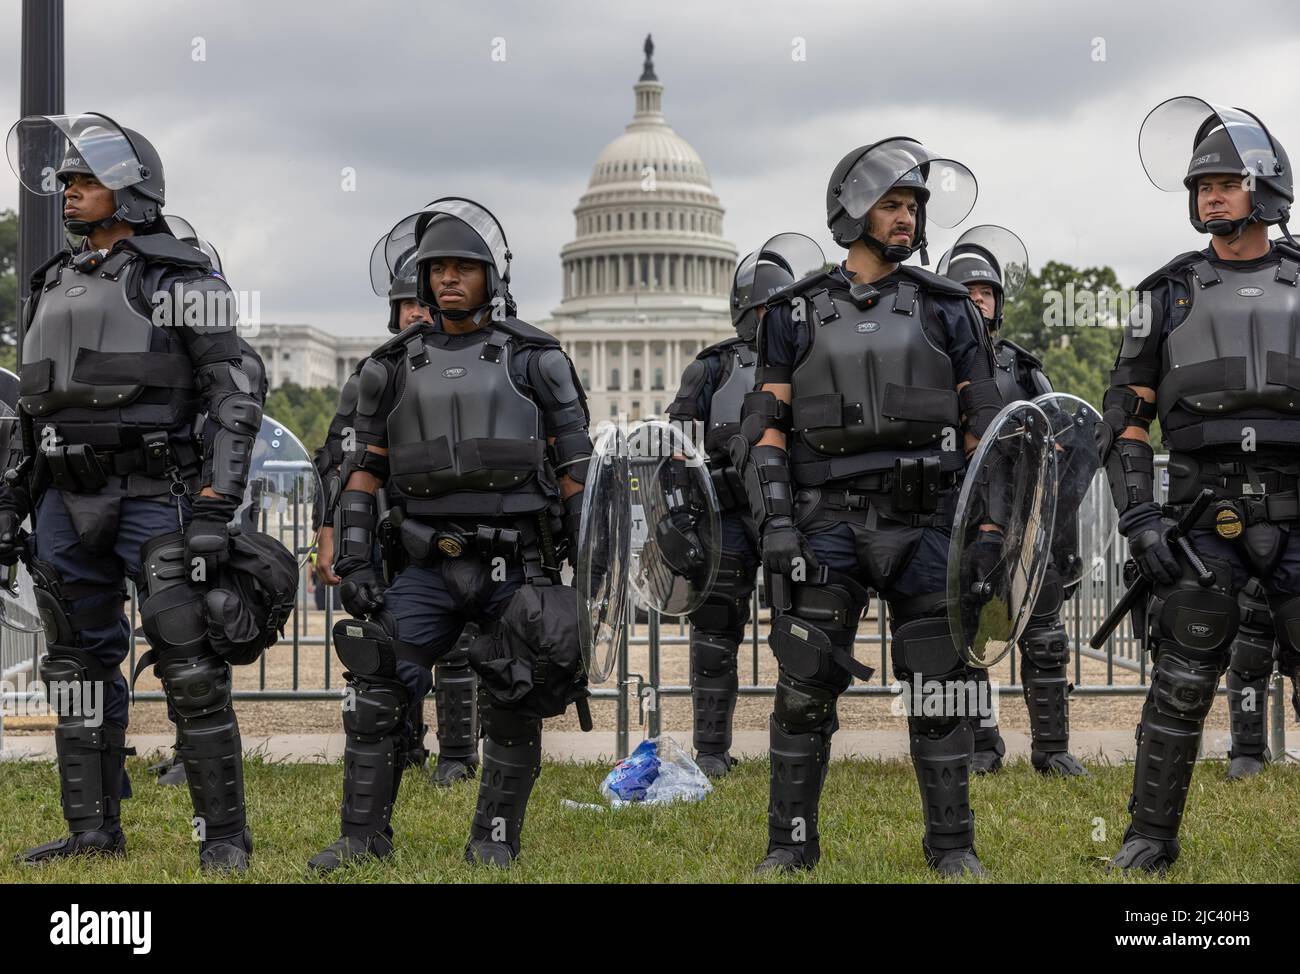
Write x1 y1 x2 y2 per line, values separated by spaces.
577 425 630 683
626 419 720 617
947 401 1057 667
1033 393 1106 587
235 415 322 567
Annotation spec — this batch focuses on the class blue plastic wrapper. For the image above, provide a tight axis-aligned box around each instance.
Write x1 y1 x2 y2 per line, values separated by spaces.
599 735 713 807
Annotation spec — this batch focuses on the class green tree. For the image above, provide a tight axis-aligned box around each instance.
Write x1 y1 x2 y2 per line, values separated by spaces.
264 382 340 456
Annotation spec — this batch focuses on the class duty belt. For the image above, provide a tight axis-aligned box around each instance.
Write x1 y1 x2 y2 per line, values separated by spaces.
41 433 197 493
811 485 956 527
1177 491 1300 530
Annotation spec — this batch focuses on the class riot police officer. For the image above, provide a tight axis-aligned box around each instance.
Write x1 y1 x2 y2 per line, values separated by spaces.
666 235 823 778
4 114 265 871
734 139 1007 875
1101 98 1299 870
308 198 593 872
312 245 479 787
939 227 1089 777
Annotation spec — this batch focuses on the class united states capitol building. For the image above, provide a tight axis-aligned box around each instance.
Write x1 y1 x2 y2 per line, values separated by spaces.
257 38 737 420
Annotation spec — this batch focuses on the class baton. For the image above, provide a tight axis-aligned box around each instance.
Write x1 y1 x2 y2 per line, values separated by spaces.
1089 489 1215 649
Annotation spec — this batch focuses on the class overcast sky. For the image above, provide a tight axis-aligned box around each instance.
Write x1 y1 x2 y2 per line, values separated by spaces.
2 0 1298 335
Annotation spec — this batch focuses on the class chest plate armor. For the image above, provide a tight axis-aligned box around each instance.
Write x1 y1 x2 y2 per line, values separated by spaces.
386 329 548 511
1158 257 1300 450
20 251 195 447
791 281 959 464
704 344 756 460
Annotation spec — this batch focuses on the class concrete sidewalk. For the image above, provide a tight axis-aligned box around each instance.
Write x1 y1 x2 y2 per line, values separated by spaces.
1 729 1154 765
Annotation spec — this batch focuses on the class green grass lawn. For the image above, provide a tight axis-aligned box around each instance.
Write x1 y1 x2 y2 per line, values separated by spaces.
2 756 1298 883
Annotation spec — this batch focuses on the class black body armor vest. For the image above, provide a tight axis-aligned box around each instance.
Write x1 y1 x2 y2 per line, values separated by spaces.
789 278 963 484
20 250 197 449
1158 256 1300 452
386 328 551 517
992 338 1052 404
704 342 757 460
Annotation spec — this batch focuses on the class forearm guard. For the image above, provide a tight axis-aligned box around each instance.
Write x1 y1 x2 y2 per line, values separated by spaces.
549 428 593 486
1096 386 1158 515
197 361 263 502
737 444 794 531
958 377 1004 441
335 489 379 576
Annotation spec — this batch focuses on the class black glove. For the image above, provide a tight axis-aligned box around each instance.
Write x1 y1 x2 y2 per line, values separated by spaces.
338 564 386 618
656 510 705 576
0 509 23 568
185 495 236 584
1119 502 1179 585
967 527 1006 596
760 515 819 580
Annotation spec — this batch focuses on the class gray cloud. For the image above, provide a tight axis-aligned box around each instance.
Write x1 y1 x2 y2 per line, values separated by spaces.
1 0 1297 333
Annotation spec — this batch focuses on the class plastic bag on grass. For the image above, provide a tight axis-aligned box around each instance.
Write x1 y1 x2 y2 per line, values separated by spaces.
599 735 713 807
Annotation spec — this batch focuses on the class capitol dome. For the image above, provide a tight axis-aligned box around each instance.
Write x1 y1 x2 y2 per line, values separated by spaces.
554 37 737 319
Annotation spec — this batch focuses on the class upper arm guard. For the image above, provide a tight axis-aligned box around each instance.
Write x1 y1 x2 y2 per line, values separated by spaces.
666 358 709 421
171 274 243 365
352 357 393 444
530 348 589 432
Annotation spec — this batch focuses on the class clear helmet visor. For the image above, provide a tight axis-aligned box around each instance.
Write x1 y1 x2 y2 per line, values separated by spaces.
732 232 827 312
837 139 977 228
6 113 145 195
1139 96 1280 192
936 225 1030 301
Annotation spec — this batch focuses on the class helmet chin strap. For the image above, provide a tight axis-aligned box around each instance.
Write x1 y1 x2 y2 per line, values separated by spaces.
1195 201 1265 242
861 233 913 264
63 198 133 240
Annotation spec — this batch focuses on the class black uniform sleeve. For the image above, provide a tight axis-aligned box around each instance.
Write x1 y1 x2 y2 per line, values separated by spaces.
756 301 804 385
666 350 722 421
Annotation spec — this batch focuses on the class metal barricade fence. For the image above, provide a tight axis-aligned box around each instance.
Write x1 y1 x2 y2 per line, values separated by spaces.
1 455 1290 761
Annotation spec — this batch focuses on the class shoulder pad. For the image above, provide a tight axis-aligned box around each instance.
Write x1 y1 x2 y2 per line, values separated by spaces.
774 268 839 304
1135 251 1203 292
356 358 391 416
896 264 972 298
492 316 562 349
28 250 70 292
119 232 212 270
534 347 582 405
237 338 268 402
367 323 424 361
697 336 746 361
994 338 1043 370
1274 239 1300 263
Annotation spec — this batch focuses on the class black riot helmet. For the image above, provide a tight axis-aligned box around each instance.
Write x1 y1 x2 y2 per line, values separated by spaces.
937 225 1029 332
385 248 421 334
826 137 977 265
730 232 828 344
413 197 515 323
1140 96 1294 242
6 114 168 236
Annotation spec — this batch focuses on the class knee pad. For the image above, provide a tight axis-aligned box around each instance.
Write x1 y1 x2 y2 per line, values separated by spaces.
137 535 208 659
1020 623 1070 669
773 675 838 736
890 614 963 684
333 617 398 680
769 571 872 684
158 654 232 720
1152 575 1238 654
688 595 749 639
39 645 118 710
1269 593 1300 660
342 676 408 741
1151 646 1220 723
690 631 738 679
480 702 542 747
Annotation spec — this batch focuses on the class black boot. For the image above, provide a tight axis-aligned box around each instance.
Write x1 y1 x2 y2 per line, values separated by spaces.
465 712 542 868
912 720 983 877
309 675 408 874
755 717 830 874
693 670 738 780
1111 655 1216 873
18 721 131 866
1225 668 1271 779
431 644 479 787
